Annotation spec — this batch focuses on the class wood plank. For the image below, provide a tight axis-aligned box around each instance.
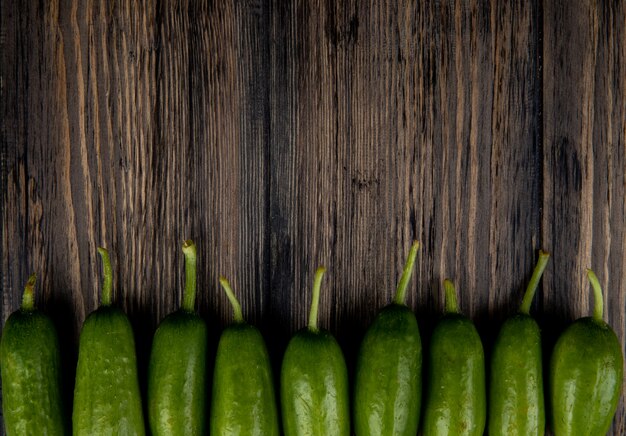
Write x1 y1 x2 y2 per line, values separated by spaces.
0 0 271 326
1 0 29 325
542 0 626 432
268 0 541 375
0 0 270 424
0 0 31 425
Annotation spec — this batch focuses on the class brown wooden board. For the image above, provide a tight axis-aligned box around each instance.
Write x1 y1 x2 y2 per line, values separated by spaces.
1 0 624 433
542 0 626 433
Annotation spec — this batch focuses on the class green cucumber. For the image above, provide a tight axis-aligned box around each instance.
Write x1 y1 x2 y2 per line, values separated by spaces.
549 269 624 435
422 279 486 436
1 274 66 435
210 276 279 435
72 247 145 435
281 267 350 436
148 240 207 435
489 250 550 436
354 240 422 435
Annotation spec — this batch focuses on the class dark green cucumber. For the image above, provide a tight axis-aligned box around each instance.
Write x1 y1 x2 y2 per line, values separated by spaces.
72 247 144 435
423 279 486 436
0 274 66 435
354 240 422 436
489 250 549 436
281 267 350 436
549 269 624 435
148 240 207 435
210 277 279 435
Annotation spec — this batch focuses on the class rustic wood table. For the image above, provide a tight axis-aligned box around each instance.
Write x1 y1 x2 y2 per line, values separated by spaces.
2 0 625 434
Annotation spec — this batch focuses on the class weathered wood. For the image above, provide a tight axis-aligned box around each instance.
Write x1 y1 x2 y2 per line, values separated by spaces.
543 0 626 433
1 0 272 423
268 0 541 372
1 0 624 433
1 0 29 321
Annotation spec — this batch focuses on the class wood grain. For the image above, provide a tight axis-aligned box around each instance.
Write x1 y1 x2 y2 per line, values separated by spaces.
268 0 541 369
1 0 272 420
543 0 626 433
1 0 624 434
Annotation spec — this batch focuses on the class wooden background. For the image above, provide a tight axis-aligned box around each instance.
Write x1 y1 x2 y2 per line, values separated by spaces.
1 0 624 433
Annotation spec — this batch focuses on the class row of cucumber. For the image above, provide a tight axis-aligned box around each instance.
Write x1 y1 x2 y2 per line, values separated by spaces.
1 240 623 435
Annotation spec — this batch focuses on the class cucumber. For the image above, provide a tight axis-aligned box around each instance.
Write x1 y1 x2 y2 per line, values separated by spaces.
489 250 549 436
72 247 145 435
148 240 207 435
210 276 279 435
1 274 66 435
549 269 624 435
422 279 486 436
281 267 350 436
354 241 422 435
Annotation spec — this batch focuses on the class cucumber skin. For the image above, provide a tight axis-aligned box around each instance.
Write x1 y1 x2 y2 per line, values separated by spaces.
72 306 145 436
354 304 422 436
489 314 544 436
210 323 279 436
549 317 623 436
281 329 350 436
148 311 207 436
1 310 66 435
423 314 486 436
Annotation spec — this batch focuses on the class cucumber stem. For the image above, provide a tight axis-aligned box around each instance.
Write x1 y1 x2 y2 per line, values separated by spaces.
443 279 460 314
519 250 550 315
182 240 198 312
393 240 420 305
587 269 604 322
97 247 113 306
21 273 37 312
219 276 244 323
308 267 326 332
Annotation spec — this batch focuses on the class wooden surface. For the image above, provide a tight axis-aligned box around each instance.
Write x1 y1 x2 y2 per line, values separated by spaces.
1 0 624 433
